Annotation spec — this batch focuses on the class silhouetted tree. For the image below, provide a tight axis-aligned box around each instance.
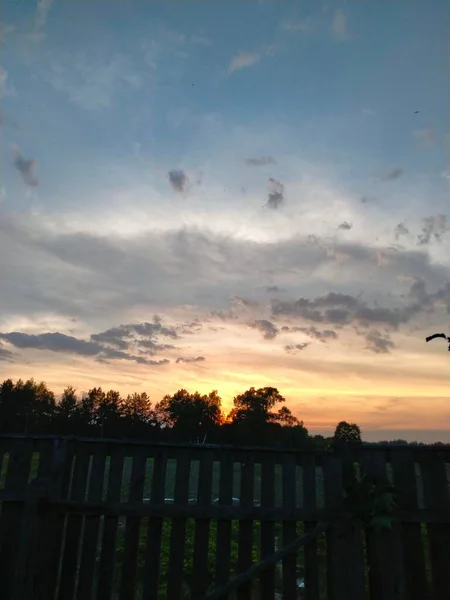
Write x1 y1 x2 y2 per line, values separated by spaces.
332 420 362 446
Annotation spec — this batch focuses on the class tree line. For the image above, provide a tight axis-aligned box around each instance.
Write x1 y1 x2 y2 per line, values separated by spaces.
0 377 443 447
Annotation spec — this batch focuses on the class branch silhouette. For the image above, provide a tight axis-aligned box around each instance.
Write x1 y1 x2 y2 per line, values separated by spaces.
426 333 450 351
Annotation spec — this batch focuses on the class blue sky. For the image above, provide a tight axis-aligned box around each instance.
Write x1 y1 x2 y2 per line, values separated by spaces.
1 0 450 441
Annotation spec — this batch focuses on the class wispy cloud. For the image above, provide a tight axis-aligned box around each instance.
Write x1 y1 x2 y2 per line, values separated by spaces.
265 178 285 210
168 169 189 193
417 215 449 246
281 18 313 34
412 128 436 147
394 222 409 240
380 167 404 182
250 319 279 340
228 51 260 73
12 146 38 187
338 221 352 230
363 329 395 354
246 156 276 167
331 9 349 41
176 356 206 363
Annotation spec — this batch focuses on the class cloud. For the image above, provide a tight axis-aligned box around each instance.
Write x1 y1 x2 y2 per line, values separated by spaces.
281 18 313 34
283 326 338 343
245 156 276 167
394 222 409 240
0 331 170 366
360 196 376 205
380 168 404 182
272 290 422 331
338 221 352 230
266 286 280 293
250 319 279 340
0 344 15 362
284 342 310 354
228 51 260 73
417 215 449 246
191 35 213 46
331 9 349 41
265 178 285 210
90 318 178 355
412 129 436 147
0 65 14 98
175 356 206 363
35 0 55 31
168 169 189 193
12 146 38 187
363 329 395 354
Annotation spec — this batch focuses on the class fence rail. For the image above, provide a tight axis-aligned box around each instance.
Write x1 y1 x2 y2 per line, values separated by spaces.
0 435 449 599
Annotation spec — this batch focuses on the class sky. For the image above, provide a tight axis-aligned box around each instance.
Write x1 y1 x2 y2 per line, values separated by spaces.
0 0 450 442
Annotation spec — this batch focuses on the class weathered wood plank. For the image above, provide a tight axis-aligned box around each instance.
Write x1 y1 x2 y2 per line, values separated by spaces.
282 454 297 599
360 450 405 600
214 452 234 590
76 444 107 600
303 453 320 600
96 446 125 600
119 448 148 600
260 455 276 600
419 450 450 600
191 451 214 598
166 453 191 600
57 442 91 600
0 438 33 599
391 449 429 600
237 454 254 600
142 450 167 600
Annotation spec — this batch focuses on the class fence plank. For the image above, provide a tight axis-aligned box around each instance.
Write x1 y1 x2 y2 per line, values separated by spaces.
324 453 366 600
282 454 297 599
237 455 254 600
0 438 33 599
76 444 107 600
360 450 405 600
191 451 214 598
119 448 147 600
142 449 167 600
303 453 320 600
166 453 191 600
260 455 276 600
58 443 91 600
96 446 125 600
391 449 429 600
214 452 234 590
419 450 450 600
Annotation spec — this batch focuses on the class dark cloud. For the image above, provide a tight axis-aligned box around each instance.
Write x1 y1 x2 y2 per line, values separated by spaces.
360 196 376 204
282 325 338 342
380 168 403 182
363 330 395 354
266 286 280 293
272 290 422 330
245 156 276 167
284 342 310 354
250 319 279 339
168 169 189 192
12 146 38 187
265 178 284 210
0 344 15 362
417 215 449 246
394 222 409 240
0 331 170 366
338 221 352 230
231 295 260 310
175 356 205 363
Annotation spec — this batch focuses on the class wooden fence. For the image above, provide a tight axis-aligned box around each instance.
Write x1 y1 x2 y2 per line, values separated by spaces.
0 435 449 600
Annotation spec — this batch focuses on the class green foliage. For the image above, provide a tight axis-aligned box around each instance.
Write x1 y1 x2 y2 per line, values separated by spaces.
344 467 397 531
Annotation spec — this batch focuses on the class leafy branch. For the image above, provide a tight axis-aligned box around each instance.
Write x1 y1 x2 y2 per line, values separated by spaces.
344 469 397 531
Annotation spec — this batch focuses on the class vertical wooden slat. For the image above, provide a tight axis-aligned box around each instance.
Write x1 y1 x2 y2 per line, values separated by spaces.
76 444 107 600
35 438 73 600
215 451 234 588
0 438 33 599
166 453 191 600
360 450 405 600
191 450 214 598
260 455 275 600
12 439 54 600
282 453 297 598
237 454 254 600
419 450 450 600
142 449 167 600
391 449 429 600
58 443 91 600
324 452 366 600
96 446 125 600
119 448 147 600
303 453 320 600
